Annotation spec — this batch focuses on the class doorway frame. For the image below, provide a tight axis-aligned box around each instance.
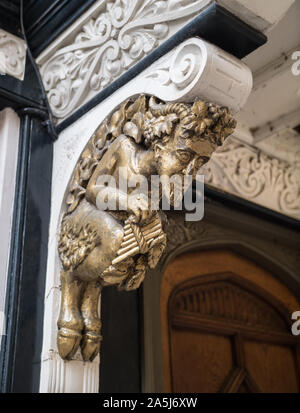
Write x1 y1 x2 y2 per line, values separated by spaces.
142 198 300 392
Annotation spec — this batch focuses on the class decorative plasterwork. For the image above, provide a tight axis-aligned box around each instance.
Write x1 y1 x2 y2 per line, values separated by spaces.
201 138 300 219
36 0 294 120
38 30 252 120
0 29 27 81
37 0 213 119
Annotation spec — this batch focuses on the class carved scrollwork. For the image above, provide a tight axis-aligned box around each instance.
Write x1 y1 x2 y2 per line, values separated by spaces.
143 38 253 113
145 41 202 90
56 94 236 362
202 138 300 219
39 0 212 118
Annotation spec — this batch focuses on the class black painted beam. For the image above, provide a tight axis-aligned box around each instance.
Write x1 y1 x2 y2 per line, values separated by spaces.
0 86 45 112
24 0 98 57
0 0 20 37
0 2 53 391
204 185 300 232
100 288 142 393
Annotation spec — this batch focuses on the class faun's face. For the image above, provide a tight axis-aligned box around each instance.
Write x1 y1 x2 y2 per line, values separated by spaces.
150 100 236 179
154 139 195 177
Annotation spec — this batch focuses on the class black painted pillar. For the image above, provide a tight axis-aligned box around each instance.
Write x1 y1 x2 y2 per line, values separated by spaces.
0 109 53 393
0 39 53 392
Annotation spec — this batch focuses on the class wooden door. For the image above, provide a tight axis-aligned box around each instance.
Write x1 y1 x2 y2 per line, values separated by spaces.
161 250 300 393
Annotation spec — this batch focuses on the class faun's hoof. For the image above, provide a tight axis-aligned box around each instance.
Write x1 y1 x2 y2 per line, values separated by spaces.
81 333 102 362
57 328 82 359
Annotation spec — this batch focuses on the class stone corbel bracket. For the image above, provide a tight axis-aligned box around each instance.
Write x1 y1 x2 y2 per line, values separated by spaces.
40 37 252 393
142 38 252 113
0 29 27 81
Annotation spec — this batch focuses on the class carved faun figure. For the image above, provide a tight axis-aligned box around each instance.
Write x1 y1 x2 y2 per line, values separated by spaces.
57 95 236 361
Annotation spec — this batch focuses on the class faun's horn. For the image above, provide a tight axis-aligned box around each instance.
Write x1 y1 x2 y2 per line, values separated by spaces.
148 96 189 119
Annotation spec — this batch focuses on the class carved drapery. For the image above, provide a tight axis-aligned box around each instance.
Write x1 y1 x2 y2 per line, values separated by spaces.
201 138 300 219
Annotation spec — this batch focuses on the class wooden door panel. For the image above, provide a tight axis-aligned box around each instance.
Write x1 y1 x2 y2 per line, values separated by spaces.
171 331 233 393
161 250 300 393
244 340 299 393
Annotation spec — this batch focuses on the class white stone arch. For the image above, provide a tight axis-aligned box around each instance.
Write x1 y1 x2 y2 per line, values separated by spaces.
38 37 252 393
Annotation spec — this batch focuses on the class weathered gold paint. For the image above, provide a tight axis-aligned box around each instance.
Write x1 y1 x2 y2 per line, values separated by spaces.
57 95 236 361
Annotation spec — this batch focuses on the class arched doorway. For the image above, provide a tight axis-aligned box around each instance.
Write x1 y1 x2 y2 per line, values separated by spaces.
161 249 300 393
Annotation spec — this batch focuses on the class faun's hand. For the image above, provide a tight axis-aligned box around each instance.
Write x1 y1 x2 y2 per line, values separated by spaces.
128 194 154 224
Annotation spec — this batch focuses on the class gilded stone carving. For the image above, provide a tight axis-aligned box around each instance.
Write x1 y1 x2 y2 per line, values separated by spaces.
57 95 236 361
